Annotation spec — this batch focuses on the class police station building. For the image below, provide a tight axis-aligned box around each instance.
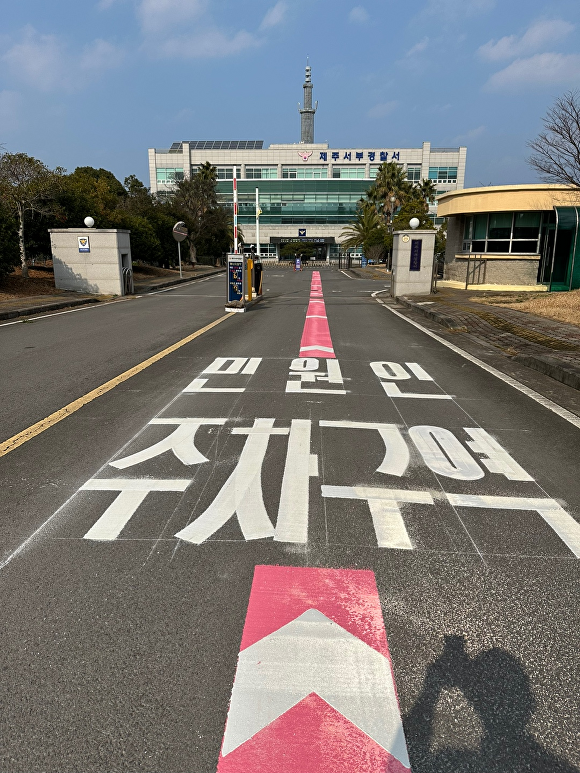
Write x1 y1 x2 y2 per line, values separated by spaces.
148 65 467 260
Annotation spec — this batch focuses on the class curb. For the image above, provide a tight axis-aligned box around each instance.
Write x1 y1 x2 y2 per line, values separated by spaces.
0 296 100 321
396 296 467 332
512 353 580 391
394 296 580 392
136 268 225 293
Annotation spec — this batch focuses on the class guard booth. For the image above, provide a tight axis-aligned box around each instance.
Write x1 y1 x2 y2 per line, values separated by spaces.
391 229 436 297
49 228 133 295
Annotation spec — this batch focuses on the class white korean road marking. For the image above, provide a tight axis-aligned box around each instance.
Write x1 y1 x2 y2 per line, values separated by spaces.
371 361 452 400
447 493 580 557
110 418 226 468
82 479 191 541
320 421 410 476
274 420 318 544
175 419 288 544
321 486 434 549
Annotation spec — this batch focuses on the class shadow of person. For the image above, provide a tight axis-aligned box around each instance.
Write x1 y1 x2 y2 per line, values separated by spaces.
404 634 578 773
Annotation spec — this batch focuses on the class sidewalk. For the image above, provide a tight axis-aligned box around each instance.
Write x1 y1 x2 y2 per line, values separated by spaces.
0 266 225 321
396 286 580 391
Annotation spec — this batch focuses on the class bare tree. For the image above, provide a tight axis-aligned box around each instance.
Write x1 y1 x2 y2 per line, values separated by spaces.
0 152 64 277
527 91 580 188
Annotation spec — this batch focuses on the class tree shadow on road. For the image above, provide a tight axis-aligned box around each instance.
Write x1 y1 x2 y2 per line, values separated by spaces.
404 634 578 773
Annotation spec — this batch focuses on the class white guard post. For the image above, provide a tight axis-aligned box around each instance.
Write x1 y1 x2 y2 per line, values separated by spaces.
49 228 133 296
391 229 436 297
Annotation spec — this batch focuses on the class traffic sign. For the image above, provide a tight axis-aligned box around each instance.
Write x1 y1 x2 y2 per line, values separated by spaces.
172 221 188 242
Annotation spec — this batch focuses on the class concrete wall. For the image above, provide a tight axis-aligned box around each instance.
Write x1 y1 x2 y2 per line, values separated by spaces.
49 229 132 295
392 230 436 297
445 216 464 263
444 256 540 286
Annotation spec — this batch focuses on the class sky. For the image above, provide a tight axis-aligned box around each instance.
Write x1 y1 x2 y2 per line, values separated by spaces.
1 0 580 188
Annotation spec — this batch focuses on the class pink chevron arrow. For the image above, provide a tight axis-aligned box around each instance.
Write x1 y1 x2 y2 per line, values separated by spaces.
217 566 411 773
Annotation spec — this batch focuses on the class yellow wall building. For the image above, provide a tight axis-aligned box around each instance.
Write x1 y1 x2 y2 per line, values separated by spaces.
438 185 580 290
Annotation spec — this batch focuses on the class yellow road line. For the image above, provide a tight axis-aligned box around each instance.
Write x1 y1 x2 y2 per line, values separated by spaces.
0 313 231 458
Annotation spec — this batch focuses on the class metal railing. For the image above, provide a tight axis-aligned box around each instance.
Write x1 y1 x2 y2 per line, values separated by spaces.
465 256 487 288
122 267 134 295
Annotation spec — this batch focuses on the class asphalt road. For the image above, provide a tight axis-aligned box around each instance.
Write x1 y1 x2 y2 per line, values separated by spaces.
0 268 579 772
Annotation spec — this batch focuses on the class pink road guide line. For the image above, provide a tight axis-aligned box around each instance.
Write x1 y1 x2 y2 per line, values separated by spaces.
299 272 336 359
217 565 411 773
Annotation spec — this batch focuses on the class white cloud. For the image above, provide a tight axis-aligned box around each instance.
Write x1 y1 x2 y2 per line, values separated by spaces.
155 28 258 58
406 37 429 57
368 101 397 118
453 125 485 143
260 1 287 30
1 26 124 92
485 53 580 91
137 0 206 34
478 19 574 61
80 39 125 72
423 0 494 19
0 90 22 133
349 6 369 23
2 26 66 92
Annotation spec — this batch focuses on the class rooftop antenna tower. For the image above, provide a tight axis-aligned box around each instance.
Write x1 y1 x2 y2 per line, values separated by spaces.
298 58 317 143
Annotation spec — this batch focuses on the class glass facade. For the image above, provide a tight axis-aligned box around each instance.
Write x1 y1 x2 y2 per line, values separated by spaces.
332 167 365 179
218 179 368 224
462 212 542 254
156 168 184 184
216 167 241 180
406 165 422 182
246 167 278 179
282 167 328 179
429 166 458 183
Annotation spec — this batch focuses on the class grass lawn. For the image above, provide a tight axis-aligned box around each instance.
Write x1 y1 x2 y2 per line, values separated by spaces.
473 289 580 327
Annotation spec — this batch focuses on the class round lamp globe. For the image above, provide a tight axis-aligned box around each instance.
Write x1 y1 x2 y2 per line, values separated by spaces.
409 218 420 230
84 216 95 228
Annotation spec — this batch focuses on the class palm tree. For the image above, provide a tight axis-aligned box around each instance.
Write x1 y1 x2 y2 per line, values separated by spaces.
414 178 437 212
341 201 388 263
367 161 411 224
196 161 217 182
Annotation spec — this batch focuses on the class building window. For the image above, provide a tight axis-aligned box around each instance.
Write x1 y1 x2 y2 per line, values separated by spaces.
246 167 278 179
332 167 365 179
257 243 278 256
282 167 328 179
216 167 241 180
407 165 422 182
156 168 184 184
428 166 458 183
462 212 543 254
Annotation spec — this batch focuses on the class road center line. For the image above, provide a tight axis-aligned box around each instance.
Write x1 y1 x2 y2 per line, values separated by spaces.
0 313 232 458
378 301 580 430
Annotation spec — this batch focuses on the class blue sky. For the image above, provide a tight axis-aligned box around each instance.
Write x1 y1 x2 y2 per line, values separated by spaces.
1 0 580 188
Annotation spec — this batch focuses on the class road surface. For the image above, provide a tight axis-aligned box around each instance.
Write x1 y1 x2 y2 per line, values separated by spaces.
0 268 578 772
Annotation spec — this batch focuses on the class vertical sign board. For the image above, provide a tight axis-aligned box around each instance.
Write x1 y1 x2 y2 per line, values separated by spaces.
361 254 368 268
217 565 411 773
78 236 90 253
409 239 422 271
227 254 245 302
